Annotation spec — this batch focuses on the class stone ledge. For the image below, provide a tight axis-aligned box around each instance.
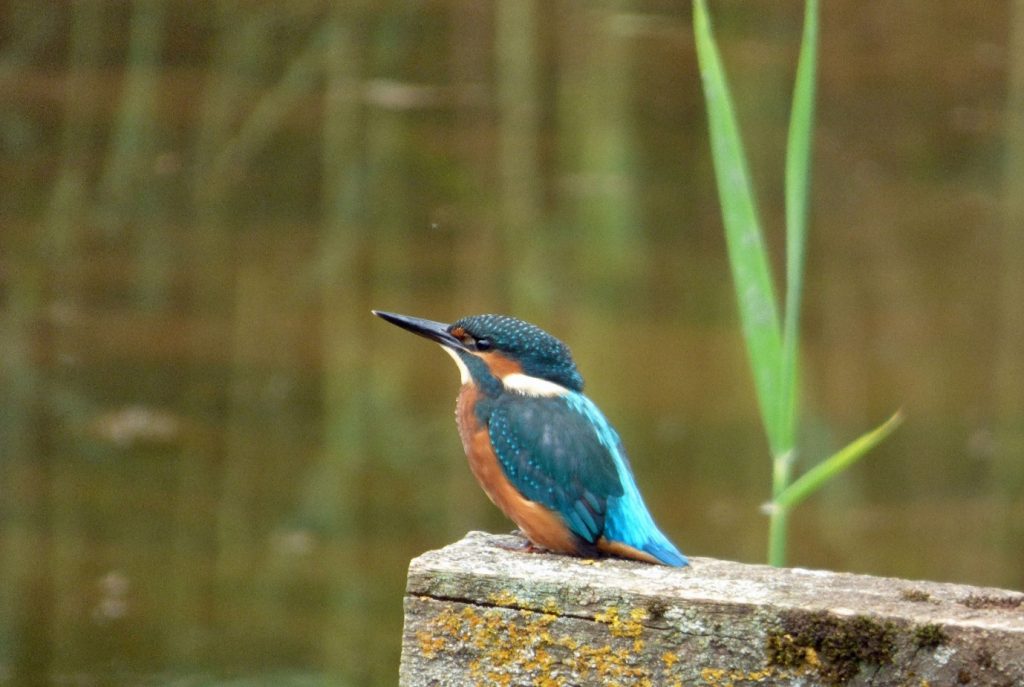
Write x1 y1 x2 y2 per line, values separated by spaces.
400 531 1024 686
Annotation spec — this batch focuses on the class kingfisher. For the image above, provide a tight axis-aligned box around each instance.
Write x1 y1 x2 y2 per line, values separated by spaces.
373 310 688 567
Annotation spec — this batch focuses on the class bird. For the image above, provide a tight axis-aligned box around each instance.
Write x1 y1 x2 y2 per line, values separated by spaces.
372 310 688 567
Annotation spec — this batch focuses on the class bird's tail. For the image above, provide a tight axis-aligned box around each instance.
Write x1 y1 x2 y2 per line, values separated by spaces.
643 534 688 567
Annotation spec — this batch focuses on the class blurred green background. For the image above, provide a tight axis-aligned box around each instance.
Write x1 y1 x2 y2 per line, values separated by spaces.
1 1 1023 685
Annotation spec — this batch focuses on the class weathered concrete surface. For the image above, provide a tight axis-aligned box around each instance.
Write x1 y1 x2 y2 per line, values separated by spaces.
400 531 1024 686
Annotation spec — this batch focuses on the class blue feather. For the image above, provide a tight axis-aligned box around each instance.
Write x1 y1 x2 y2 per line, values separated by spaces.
478 390 687 566
565 393 689 567
481 393 620 544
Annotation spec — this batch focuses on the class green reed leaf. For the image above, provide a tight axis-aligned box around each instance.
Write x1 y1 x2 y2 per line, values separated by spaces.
773 411 904 511
693 0 784 455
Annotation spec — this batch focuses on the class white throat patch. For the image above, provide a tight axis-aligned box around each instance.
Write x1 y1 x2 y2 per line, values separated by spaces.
440 345 569 397
501 372 569 397
440 346 471 384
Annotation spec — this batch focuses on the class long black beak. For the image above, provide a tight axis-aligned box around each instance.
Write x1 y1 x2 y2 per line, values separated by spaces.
372 310 469 351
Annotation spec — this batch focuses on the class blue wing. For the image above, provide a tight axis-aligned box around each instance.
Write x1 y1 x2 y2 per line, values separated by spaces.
483 394 623 544
477 391 687 566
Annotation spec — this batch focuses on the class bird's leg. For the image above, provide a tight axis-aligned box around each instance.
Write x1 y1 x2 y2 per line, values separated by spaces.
494 530 549 554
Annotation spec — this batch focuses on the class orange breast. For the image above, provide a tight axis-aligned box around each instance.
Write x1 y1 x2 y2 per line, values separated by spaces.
454 385 582 556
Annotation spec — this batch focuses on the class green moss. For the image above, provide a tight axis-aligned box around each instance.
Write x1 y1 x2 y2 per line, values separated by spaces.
899 588 932 602
766 610 897 685
765 632 813 669
645 599 669 621
960 593 1024 610
913 623 948 650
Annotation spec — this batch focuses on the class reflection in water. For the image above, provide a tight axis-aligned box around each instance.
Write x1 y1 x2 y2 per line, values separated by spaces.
0 2 1022 685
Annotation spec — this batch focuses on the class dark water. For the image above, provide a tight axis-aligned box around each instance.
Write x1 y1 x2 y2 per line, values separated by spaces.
1 1 1022 685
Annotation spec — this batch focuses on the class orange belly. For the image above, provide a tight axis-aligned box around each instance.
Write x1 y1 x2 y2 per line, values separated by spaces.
454 386 583 556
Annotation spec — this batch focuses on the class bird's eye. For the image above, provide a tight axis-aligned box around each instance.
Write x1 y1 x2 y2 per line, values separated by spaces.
475 337 493 351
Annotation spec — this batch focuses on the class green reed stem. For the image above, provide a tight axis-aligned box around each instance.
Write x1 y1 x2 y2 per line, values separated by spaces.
770 0 818 567
695 0 898 567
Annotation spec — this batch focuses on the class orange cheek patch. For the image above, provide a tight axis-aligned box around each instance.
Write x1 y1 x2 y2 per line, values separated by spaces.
478 352 523 379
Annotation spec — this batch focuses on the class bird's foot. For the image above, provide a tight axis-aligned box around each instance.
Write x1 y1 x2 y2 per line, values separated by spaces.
495 530 548 554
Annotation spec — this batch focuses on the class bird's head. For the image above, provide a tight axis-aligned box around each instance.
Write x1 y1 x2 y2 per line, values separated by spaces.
373 310 584 396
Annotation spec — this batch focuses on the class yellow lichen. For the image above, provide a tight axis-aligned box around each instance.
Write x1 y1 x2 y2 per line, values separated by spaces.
595 606 648 639
416 630 445 659
699 664 807 686
421 600 665 686
701 667 728 685
488 590 519 607
533 673 565 687
421 593 919 687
